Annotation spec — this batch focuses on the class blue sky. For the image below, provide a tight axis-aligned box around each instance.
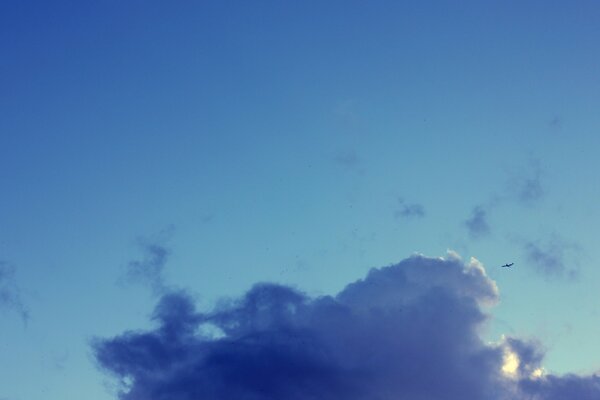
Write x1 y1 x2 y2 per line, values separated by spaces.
2 1 600 399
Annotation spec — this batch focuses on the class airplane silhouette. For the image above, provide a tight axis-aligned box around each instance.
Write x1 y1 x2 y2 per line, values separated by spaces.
500 263 514 268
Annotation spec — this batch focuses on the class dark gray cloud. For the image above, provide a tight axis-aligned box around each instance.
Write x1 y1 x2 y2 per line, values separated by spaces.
464 206 491 239
522 237 579 278
124 242 170 295
94 253 600 400
0 261 28 323
395 198 425 219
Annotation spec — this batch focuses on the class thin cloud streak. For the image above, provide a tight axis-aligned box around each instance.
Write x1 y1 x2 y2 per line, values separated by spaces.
0 261 29 323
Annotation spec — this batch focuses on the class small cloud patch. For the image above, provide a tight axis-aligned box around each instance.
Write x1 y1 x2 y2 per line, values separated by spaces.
395 198 425 219
464 206 491 239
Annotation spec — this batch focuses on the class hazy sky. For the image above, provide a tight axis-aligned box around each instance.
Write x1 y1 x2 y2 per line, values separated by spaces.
2 2 600 399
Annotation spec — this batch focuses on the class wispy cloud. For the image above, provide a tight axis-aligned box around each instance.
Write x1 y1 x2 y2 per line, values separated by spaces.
122 229 174 295
200 214 215 224
522 236 579 279
333 151 361 169
509 159 544 206
0 261 28 324
463 159 545 239
94 253 600 400
549 115 562 129
395 198 425 219
125 242 169 294
464 206 491 239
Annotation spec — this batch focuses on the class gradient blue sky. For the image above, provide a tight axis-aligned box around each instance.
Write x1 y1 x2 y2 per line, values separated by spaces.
2 1 600 399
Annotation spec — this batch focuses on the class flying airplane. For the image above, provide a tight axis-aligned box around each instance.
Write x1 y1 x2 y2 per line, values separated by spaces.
500 263 514 268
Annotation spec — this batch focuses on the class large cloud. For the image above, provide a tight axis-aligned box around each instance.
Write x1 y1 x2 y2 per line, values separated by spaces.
94 253 600 400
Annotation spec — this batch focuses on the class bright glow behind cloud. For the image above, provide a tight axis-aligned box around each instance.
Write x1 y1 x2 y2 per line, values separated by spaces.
502 348 520 378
